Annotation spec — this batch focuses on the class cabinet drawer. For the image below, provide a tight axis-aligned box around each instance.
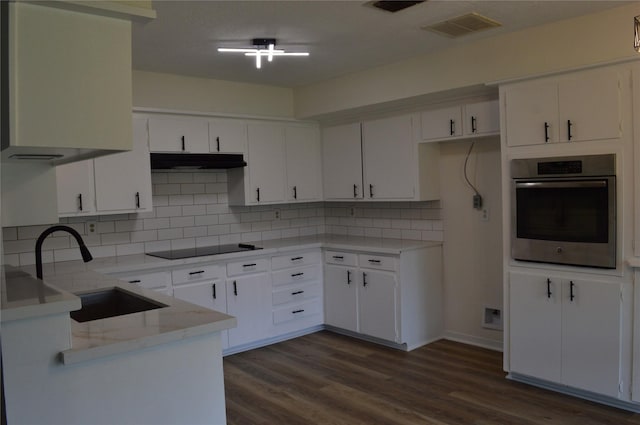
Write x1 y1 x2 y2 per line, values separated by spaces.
172 264 225 285
272 264 320 287
227 258 270 276
272 282 321 306
325 251 358 266
358 254 396 271
272 250 321 270
116 270 171 290
273 300 322 324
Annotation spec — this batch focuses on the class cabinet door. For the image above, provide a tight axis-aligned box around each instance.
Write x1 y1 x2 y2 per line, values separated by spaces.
285 125 322 202
324 265 358 332
93 116 152 213
209 118 247 154
173 281 228 350
56 160 95 216
561 279 621 397
558 70 621 143
148 117 209 153
322 123 363 200
358 269 398 342
509 272 562 382
420 106 462 140
362 115 415 200
504 82 559 146
247 122 286 204
226 274 272 348
464 100 500 136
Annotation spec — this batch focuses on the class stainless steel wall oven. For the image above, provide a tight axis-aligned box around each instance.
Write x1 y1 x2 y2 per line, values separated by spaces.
511 154 616 269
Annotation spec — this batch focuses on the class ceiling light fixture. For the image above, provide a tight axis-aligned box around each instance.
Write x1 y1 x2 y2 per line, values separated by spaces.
217 38 309 69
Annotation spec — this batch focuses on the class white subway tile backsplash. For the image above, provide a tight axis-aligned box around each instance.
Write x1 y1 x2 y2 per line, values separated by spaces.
168 194 194 206
155 206 183 218
3 170 444 266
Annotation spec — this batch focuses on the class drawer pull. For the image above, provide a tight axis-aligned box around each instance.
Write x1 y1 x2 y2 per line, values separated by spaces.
332 255 344 260
291 256 304 261
292 309 305 314
291 272 304 278
291 290 304 295
128 279 141 284
212 283 216 299
368 259 381 264
188 270 205 275
243 263 257 268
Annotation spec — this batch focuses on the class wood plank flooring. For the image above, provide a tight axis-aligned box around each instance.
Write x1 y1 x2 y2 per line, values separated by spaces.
224 331 640 425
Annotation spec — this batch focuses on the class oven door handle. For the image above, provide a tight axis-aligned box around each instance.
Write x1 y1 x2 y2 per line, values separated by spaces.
515 181 608 189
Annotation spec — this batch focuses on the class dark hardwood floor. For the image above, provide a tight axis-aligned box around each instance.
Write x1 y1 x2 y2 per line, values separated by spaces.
224 331 640 425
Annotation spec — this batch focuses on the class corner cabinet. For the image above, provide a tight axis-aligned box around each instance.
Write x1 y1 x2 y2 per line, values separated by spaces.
56 116 152 217
504 67 622 147
509 270 622 398
324 245 443 350
228 122 322 206
322 115 440 202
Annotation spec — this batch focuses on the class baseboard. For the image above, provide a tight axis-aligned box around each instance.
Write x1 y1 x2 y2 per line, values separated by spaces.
508 373 640 413
443 330 504 352
323 325 409 351
223 325 324 356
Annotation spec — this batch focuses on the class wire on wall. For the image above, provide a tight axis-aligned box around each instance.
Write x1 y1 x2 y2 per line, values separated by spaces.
463 141 483 209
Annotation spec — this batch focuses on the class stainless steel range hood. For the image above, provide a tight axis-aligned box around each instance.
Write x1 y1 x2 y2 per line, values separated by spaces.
150 153 247 170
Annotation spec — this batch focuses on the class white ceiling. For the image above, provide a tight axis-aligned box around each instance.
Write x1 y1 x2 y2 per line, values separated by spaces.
132 1 632 88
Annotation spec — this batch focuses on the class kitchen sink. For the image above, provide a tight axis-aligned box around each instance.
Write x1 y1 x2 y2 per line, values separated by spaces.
70 288 167 322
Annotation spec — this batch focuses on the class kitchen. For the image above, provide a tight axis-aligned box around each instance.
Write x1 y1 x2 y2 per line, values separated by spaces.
1 1 639 424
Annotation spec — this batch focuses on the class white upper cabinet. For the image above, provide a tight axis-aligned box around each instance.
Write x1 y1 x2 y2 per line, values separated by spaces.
227 121 323 206
362 115 415 200
420 106 463 141
247 122 286 204
285 125 322 202
322 123 363 200
56 116 153 217
463 100 500 136
420 100 499 142
322 115 439 202
148 117 209 153
3 2 133 162
209 118 248 154
56 160 96 216
504 68 621 147
93 116 153 213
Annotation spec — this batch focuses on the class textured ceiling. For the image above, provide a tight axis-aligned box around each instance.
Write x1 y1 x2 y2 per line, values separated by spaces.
132 1 631 88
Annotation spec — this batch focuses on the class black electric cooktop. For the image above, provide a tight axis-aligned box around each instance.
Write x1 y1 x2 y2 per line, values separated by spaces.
146 243 262 260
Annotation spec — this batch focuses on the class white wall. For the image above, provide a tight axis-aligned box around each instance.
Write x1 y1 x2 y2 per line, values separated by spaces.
133 70 295 118
439 137 503 349
294 3 640 119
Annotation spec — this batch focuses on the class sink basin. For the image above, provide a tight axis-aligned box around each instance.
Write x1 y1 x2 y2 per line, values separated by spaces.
70 288 167 323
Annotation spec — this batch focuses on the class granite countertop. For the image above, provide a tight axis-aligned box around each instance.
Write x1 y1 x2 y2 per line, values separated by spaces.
4 235 439 365
1 265 236 365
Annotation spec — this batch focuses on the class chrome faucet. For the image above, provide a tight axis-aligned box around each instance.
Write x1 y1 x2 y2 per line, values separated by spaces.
35 225 93 279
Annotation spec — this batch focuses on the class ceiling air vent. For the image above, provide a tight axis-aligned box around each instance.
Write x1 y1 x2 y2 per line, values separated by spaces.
423 12 501 38
367 1 425 13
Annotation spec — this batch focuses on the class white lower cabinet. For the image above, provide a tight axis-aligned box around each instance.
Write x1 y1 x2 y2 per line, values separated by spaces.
324 247 442 350
108 270 172 296
226 273 272 348
509 270 622 397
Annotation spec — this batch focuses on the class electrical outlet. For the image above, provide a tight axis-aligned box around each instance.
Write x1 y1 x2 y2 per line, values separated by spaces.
86 220 98 234
274 209 281 220
481 208 489 222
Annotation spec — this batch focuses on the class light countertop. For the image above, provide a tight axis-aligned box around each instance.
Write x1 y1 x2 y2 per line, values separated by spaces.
5 235 439 365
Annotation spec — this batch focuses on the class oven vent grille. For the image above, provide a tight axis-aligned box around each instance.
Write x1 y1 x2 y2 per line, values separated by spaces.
423 12 501 38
